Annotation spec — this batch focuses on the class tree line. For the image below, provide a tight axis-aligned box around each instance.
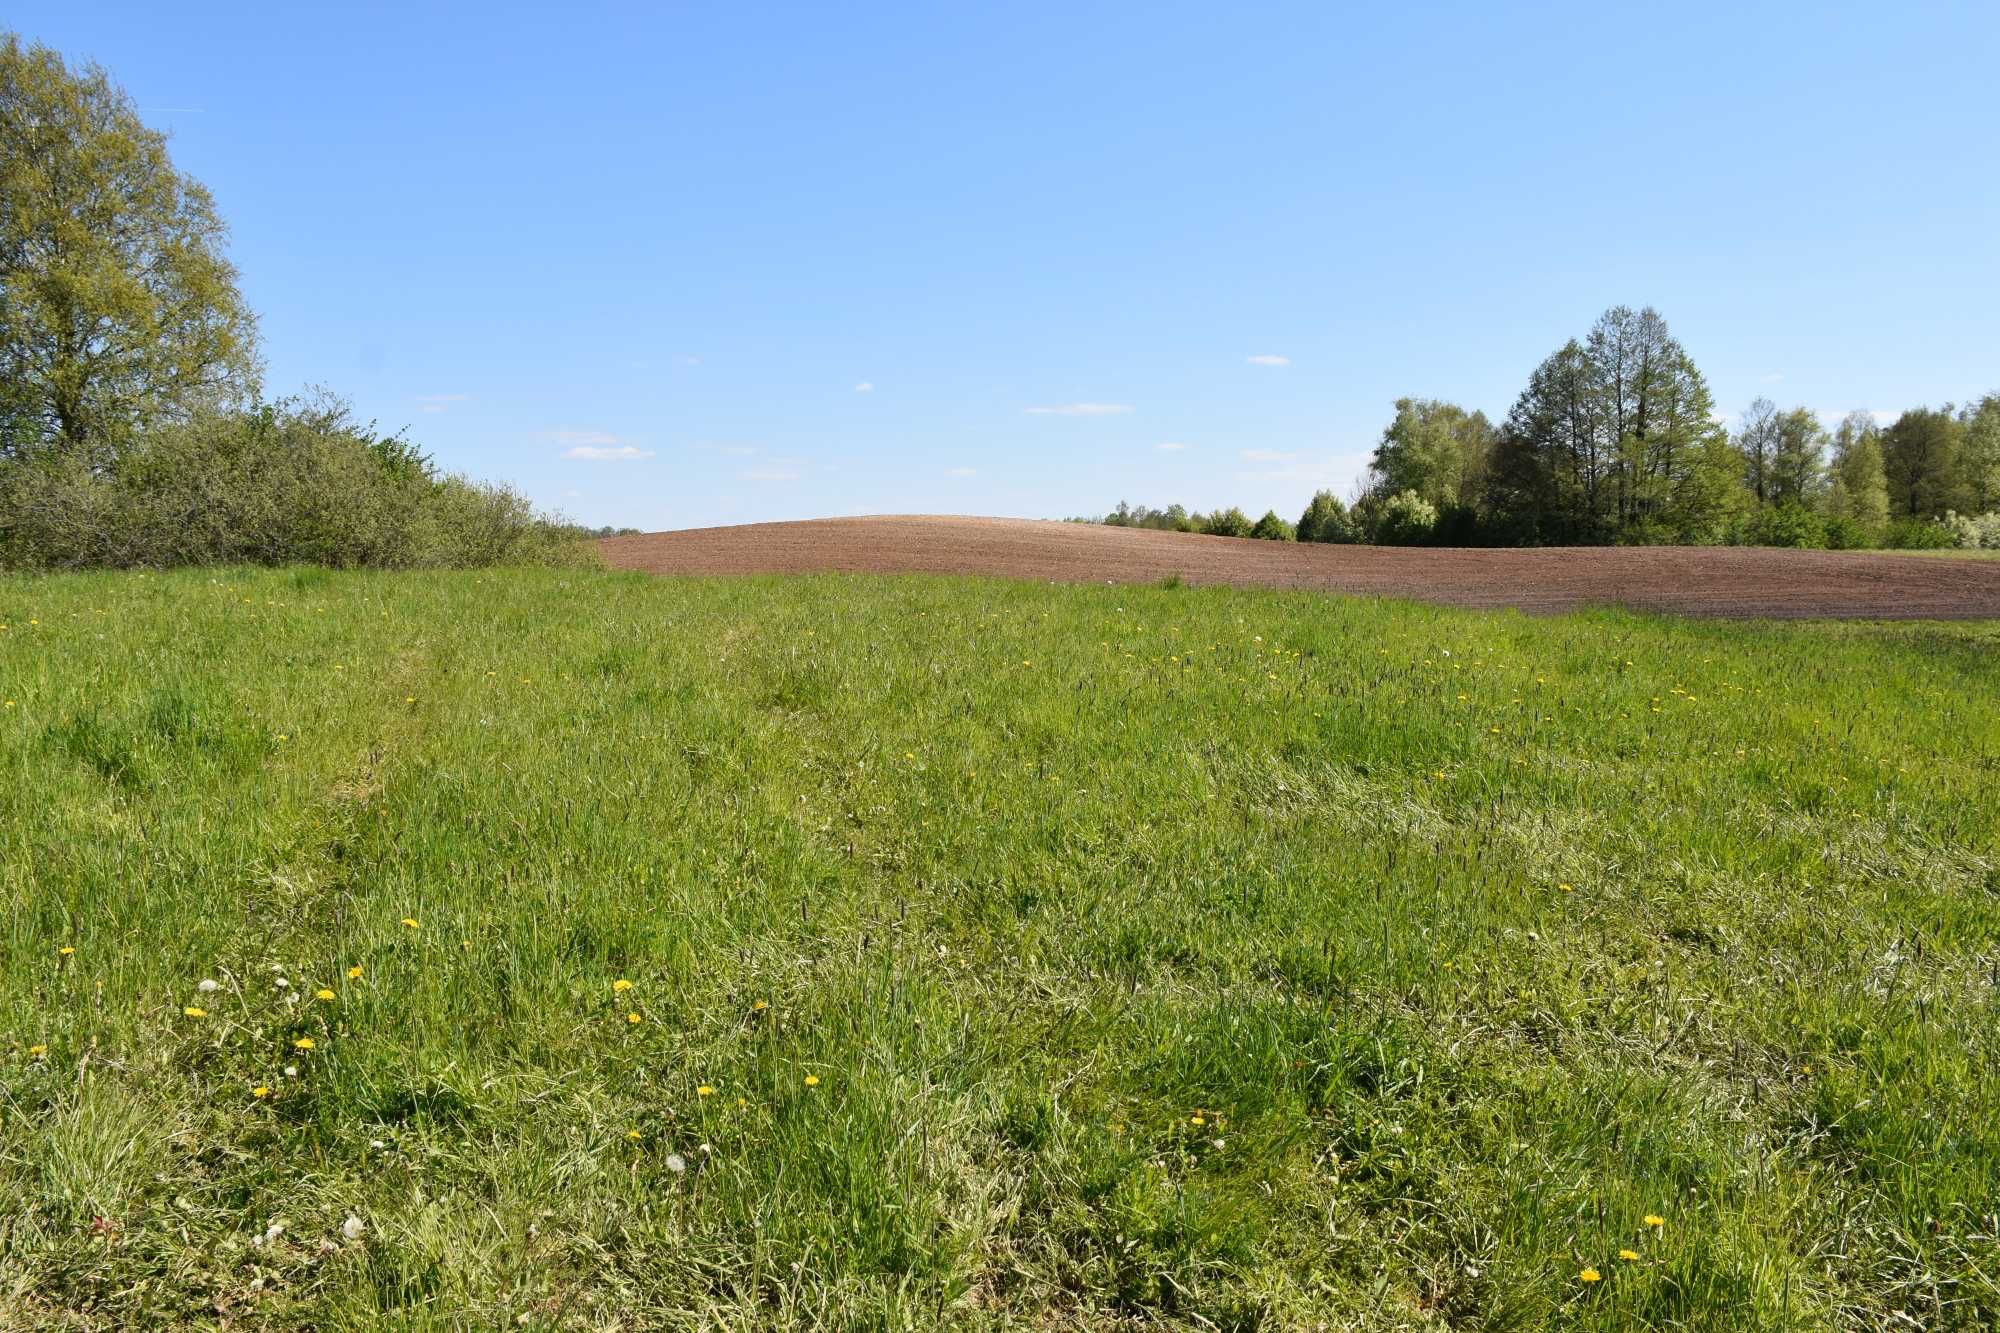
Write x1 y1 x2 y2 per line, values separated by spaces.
1091 306 1998 549
0 34 585 570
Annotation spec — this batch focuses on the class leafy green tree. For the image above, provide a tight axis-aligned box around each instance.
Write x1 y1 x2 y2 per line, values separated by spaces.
1960 394 2000 513
1586 305 1717 529
1295 489 1357 543
1768 407 1828 507
1484 340 1603 542
1825 412 1889 541
1881 407 1965 517
1365 398 1494 511
1736 399 1780 506
1369 490 1437 544
1 34 259 464
1199 507 1251 538
1249 509 1294 541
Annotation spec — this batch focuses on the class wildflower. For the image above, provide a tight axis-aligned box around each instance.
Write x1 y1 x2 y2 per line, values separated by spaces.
347 965 363 979
284 1065 298 1077
804 1074 820 1087
697 1085 715 1097
1619 1249 1640 1261
1558 882 1573 893
752 999 768 1012
293 1037 315 1050
184 1006 208 1018
58 946 74 956
28 1044 48 1057
1644 1214 1664 1229
736 1097 748 1109
626 1129 641 1140
1190 1114 1205 1126
197 978 220 993
341 1215 366 1241
626 1012 642 1024
612 979 634 993
1579 1268 1601 1283
401 918 420 929
253 1086 271 1098
315 988 335 1001
664 1153 687 1174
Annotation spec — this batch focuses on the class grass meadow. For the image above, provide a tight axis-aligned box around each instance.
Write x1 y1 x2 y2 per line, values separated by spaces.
2 567 1996 1330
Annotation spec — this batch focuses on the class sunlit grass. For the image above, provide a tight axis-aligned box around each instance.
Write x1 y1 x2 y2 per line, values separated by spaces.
2 567 1996 1328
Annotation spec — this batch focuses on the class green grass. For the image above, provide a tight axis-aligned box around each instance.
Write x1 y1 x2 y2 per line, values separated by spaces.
2 568 1996 1330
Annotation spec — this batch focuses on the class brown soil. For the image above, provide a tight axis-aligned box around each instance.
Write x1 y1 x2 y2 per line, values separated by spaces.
599 515 2000 620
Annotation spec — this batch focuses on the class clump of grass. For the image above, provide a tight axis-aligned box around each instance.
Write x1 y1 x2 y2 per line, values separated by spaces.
0 569 1995 1327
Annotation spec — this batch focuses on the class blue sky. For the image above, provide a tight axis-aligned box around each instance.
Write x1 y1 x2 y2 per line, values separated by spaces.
14 2 1998 530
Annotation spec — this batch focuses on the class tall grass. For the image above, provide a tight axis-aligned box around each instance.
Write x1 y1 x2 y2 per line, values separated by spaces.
1 568 1995 1328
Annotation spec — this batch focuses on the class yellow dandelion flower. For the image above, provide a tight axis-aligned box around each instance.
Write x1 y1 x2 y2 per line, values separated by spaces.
1619 1249 1640 1262
59 946 75 956
316 988 336 1001
626 1012 642 1024
184 1006 208 1018
1579 1267 1601 1283
1190 1114 1205 1126
736 1096 748 1109
28 1043 48 1057
1644 1214 1664 1228
347 965 363 979
293 1037 315 1050
626 1129 641 1140
401 918 420 929
253 1086 271 1098
1558 882 1574 892
612 979 634 992
697 1085 715 1097
804 1074 820 1087
752 999 769 1011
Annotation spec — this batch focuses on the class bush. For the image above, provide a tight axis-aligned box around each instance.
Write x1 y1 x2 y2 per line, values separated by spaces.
1369 490 1438 545
1199 507 1252 538
1296 490 1359 544
1249 510 1295 541
0 398 591 571
1885 518 1956 550
1939 510 2000 550
1750 503 1827 549
1823 516 1874 550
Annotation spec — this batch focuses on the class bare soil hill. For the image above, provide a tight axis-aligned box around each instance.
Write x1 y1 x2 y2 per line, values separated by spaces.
598 515 2000 619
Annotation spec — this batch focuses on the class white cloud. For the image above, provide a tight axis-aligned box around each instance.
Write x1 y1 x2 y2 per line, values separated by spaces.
1234 455 1350 486
1247 354 1291 367
550 428 634 448
1025 402 1134 416
1241 448 1302 463
740 467 801 482
945 466 977 477
853 381 875 393
1154 441 1190 452
564 444 654 461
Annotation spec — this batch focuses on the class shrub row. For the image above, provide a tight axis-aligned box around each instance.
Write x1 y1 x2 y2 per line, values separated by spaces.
0 399 593 571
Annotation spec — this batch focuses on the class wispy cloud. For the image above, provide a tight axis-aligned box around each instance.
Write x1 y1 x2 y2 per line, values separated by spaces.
1247 354 1291 367
1241 448 1302 463
720 445 757 457
853 381 875 393
564 444 654 461
1025 402 1133 416
1154 441 1190 452
550 428 634 448
1234 455 1349 486
740 467 801 482
945 466 977 477
1760 372 1784 384
416 393 468 415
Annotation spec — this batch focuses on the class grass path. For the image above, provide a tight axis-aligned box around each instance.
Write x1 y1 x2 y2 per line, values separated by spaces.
2 568 1996 1328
